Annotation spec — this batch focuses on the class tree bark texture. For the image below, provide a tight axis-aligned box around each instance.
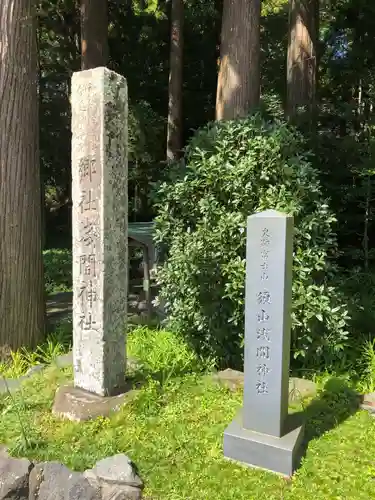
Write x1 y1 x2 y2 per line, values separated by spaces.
166 0 184 162
80 0 108 70
286 0 319 121
216 0 261 121
0 0 45 350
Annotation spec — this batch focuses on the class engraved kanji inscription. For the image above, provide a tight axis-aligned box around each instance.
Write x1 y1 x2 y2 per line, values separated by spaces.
76 82 93 96
79 189 97 213
257 290 271 305
79 217 100 247
79 312 97 331
256 364 270 377
256 346 270 360
260 228 271 247
256 381 269 395
257 327 271 342
79 254 97 277
261 249 269 260
79 156 97 182
257 309 270 323
78 280 97 308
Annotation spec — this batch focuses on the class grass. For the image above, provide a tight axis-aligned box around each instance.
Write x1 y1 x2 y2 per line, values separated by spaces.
44 249 72 294
0 321 72 378
1 326 375 499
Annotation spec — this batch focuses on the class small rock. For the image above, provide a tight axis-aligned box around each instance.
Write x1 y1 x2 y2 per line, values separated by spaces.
25 365 45 377
54 352 73 369
29 462 100 500
87 454 143 489
360 392 375 414
288 377 317 403
0 451 32 500
0 377 22 397
212 369 244 392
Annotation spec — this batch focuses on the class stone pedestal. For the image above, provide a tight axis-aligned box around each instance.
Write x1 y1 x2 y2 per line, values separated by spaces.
52 384 137 422
70 67 128 399
224 411 304 477
223 210 305 477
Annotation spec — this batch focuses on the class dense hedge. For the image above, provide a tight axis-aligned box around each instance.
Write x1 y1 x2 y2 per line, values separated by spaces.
154 114 349 369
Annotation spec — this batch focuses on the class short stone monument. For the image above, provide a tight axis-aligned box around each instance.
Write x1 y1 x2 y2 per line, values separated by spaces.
223 210 304 477
53 67 129 420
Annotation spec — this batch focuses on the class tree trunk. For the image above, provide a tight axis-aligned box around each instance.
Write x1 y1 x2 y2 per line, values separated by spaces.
286 0 319 122
0 0 45 350
166 0 184 163
216 0 261 121
80 0 108 70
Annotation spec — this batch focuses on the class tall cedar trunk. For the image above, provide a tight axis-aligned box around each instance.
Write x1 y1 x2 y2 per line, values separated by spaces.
216 0 261 121
286 0 319 122
0 0 45 350
80 0 108 70
166 0 184 162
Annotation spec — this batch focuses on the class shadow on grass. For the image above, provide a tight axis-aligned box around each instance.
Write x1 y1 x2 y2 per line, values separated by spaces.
288 377 362 458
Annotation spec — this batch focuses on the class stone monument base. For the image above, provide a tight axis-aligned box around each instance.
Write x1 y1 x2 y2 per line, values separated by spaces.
223 410 304 477
52 384 138 422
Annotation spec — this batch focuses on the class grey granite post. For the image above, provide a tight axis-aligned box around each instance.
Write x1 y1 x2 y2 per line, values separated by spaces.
223 210 304 477
71 67 128 397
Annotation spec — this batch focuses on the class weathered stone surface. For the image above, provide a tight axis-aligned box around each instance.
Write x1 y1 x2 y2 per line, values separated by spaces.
52 384 138 422
0 451 32 500
84 455 143 500
0 375 31 396
212 369 244 391
88 455 143 488
53 351 73 369
29 462 100 500
52 351 141 373
100 484 142 500
25 365 45 377
213 369 317 403
71 67 128 397
288 377 317 403
0 452 143 500
361 392 375 414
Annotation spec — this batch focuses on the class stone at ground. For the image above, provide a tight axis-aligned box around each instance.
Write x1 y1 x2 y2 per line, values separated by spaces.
52 384 139 422
0 453 32 500
29 462 101 500
25 364 45 377
53 351 73 369
84 454 143 500
213 369 317 403
71 67 128 397
88 455 143 488
288 377 317 403
223 211 305 477
360 391 375 414
0 449 143 500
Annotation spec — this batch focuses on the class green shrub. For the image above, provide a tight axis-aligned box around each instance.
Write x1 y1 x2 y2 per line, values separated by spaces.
154 114 349 369
44 249 72 294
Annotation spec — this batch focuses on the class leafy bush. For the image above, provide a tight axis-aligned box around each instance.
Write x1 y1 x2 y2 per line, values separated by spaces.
154 114 349 369
44 249 72 294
